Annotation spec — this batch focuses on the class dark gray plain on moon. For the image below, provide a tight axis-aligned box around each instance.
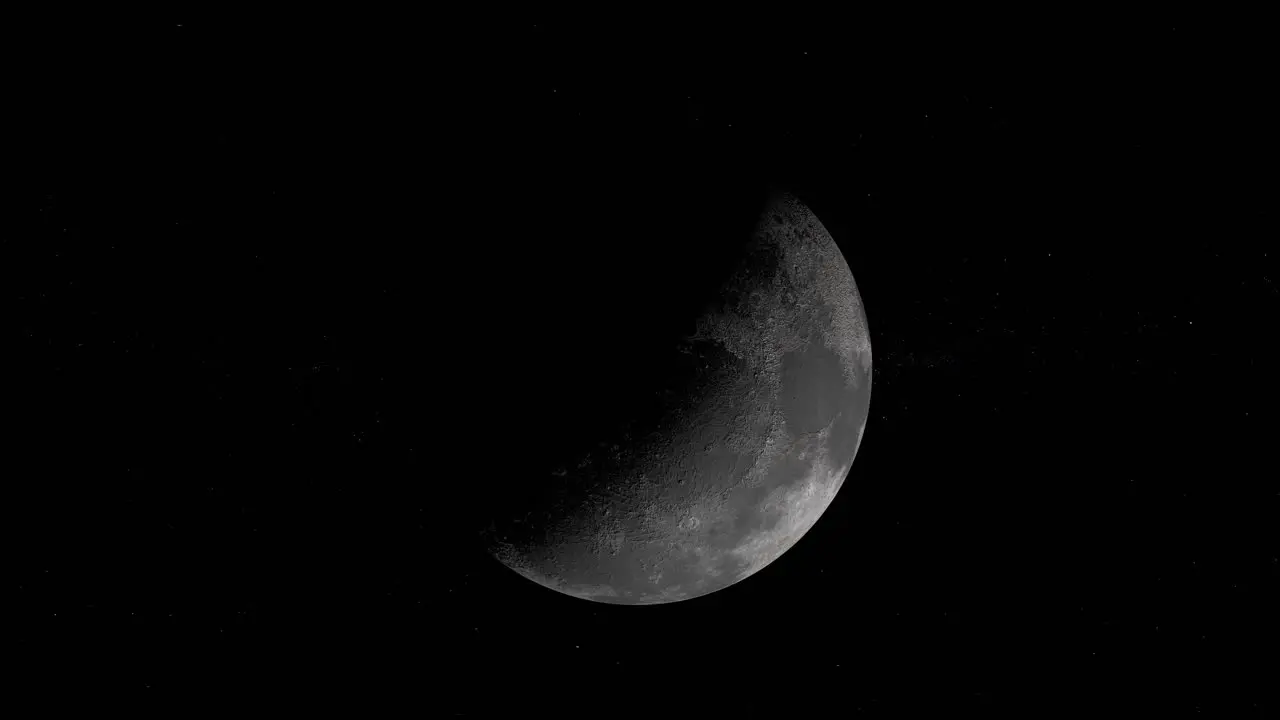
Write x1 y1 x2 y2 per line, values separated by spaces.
483 190 872 604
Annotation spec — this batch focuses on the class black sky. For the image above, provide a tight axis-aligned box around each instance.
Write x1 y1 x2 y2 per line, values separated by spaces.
15 12 1277 713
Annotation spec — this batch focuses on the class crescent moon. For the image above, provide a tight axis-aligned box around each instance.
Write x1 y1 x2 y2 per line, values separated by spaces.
486 190 872 604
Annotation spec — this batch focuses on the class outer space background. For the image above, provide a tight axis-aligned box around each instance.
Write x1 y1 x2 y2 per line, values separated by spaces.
14 11 1277 714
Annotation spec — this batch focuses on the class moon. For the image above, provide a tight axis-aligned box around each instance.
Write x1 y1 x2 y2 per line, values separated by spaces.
483 189 872 604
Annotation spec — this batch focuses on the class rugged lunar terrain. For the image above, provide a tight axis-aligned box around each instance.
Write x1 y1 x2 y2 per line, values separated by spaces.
485 191 872 604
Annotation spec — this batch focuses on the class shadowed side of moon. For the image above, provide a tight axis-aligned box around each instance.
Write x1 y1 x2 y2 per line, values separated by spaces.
483 188 872 605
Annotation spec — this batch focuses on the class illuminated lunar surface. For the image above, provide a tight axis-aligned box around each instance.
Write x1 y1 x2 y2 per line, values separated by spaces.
484 191 872 604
